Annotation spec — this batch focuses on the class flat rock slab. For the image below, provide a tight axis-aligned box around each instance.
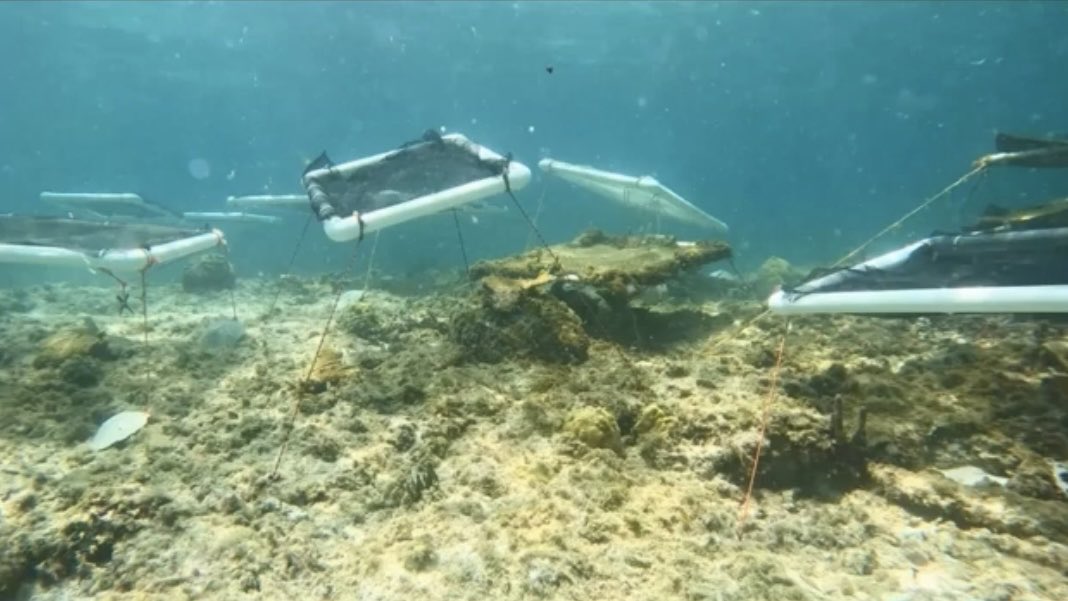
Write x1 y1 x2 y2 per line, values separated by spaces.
470 229 731 297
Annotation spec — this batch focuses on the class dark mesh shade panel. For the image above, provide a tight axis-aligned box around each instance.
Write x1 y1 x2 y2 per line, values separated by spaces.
788 227 1068 295
40 193 183 221
78 199 181 220
0 216 207 253
993 133 1068 168
308 136 505 220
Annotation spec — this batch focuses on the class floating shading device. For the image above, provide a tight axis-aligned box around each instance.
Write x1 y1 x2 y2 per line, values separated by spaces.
40 191 280 226
975 132 1068 169
0 215 225 273
180 211 281 225
301 130 530 242
226 193 507 220
768 131 1068 316
226 194 309 213
538 158 728 233
967 197 1068 232
768 207 1068 315
41 191 182 222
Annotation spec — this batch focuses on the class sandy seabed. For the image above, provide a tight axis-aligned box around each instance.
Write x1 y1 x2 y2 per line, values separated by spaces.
1 276 1067 601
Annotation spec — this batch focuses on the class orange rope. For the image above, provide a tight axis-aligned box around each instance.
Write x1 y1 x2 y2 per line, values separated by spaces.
707 163 987 357
736 322 789 537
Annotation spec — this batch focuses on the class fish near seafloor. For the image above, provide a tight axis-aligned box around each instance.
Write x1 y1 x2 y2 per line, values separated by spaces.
1053 460 1068 498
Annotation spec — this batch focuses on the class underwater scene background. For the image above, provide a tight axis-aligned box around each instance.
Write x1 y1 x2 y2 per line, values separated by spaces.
2 1 1067 277
1 2 1068 601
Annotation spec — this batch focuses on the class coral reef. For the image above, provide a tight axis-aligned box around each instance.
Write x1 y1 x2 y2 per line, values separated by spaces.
1 270 1067 601
33 319 112 368
470 228 732 305
456 230 734 354
750 256 807 299
564 406 624 455
181 253 237 293
449 292 589 364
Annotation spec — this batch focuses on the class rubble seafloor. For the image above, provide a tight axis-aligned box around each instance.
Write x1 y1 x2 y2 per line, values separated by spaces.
1 262 1067 601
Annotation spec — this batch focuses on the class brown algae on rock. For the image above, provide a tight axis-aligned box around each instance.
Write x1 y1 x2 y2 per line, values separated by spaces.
33 320 111 368
564 406 623 455
449 292 590 364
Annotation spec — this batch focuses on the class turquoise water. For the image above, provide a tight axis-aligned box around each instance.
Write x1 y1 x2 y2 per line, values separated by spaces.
1 4 1067 600
2 1 1065 275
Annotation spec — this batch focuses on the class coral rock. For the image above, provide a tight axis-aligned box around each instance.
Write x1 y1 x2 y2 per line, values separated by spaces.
181 253 236 293
564 407 623 455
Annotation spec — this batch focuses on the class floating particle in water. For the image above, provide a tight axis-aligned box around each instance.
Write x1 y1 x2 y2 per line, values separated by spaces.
188 158 211 180
528 125 536 134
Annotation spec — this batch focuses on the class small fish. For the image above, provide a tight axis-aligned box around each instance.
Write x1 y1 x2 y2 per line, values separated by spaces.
1052 460 1068 498
707 268 739 282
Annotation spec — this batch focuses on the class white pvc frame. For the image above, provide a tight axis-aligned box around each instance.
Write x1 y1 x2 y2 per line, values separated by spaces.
303 133 531 243
226 194 308 212
0 229 226 273
768 285 1068 315
182 211 282 225
767 237 1068 314
538 158 728 233
40 191 178 221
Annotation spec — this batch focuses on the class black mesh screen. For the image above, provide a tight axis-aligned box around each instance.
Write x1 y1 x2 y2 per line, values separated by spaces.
0 216 207 253
83 199 181 220
42 195 182 221
789 227 1068 294
307 134 506 220
993 132 1068 168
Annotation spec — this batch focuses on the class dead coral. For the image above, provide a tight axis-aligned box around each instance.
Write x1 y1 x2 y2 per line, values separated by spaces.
448 293 589 365
714 396 870 498
307 346 351 390
471 229 731 303
33 320 114 368
0 487 186 596
336 293 449 346
563 406 623 456
456 230 733 356
181 253 236 293
751 256 806 299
